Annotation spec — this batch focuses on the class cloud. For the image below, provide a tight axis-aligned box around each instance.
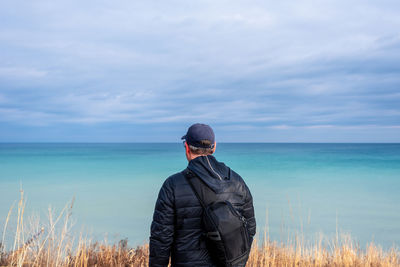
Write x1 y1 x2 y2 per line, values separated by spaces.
0 67 47 78
0 0 399 141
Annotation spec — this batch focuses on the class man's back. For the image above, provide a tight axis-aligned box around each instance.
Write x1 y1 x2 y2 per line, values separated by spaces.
150 155 256 267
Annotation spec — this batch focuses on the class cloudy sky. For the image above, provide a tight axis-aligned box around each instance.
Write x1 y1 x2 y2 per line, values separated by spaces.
1 0 399 142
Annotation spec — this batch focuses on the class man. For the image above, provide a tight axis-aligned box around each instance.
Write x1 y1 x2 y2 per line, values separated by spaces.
150 123 256 267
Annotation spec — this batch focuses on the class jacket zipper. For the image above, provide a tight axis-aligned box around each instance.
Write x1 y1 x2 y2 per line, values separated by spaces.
206 156 223 180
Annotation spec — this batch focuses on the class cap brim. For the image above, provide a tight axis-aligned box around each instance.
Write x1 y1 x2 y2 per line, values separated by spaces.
181 135 186 140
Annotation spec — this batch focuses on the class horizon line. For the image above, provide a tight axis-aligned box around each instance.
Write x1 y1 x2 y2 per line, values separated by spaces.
1 142 399 144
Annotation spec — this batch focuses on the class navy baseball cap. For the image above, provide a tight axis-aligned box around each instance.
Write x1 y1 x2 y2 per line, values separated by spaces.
181 123 215 149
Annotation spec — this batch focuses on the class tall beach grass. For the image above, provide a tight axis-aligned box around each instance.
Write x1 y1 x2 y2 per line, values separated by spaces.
1 191 399 267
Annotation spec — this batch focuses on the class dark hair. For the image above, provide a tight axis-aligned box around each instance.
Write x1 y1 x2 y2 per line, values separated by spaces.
189 140 214 155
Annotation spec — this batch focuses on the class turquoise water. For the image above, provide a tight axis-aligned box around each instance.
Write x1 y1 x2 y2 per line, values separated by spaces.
0 143 399 248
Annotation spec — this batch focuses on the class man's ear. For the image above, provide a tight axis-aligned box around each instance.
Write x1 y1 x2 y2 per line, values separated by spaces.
185 142 190 154
211 142 217 154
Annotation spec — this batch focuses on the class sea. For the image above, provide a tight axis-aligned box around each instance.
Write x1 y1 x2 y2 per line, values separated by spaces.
0 143 399 249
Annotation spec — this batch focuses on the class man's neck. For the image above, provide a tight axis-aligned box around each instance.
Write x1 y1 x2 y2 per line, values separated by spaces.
188 154 209 162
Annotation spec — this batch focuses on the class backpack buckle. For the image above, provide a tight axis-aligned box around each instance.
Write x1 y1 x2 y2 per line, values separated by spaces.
206 231 221 241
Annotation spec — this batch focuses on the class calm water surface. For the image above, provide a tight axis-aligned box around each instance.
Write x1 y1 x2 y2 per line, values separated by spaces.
0 143 399 248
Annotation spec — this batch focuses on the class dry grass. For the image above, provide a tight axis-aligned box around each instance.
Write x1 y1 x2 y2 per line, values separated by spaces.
1 191 399 267
247 237 400 267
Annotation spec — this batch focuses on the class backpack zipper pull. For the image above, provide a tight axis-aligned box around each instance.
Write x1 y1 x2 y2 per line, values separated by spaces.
240 216 247 226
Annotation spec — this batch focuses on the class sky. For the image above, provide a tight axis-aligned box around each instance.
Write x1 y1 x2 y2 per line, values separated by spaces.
0 0 399 142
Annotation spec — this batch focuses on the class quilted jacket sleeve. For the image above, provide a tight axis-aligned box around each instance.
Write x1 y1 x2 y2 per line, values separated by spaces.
242 182 256 243
149 178 175 267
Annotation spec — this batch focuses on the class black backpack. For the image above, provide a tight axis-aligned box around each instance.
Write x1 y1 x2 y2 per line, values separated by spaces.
183 169 251 267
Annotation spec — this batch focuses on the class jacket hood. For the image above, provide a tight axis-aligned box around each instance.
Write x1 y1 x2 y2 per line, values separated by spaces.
187 155 233 193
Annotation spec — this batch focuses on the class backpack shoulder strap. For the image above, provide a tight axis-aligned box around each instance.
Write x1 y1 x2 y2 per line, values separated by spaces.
182 168 218 208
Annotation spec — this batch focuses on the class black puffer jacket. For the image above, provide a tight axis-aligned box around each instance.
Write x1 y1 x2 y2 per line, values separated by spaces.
149 155 256 267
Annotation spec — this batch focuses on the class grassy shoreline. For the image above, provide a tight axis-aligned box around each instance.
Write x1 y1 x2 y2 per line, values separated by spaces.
2 239 399 266
1 192 399 266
